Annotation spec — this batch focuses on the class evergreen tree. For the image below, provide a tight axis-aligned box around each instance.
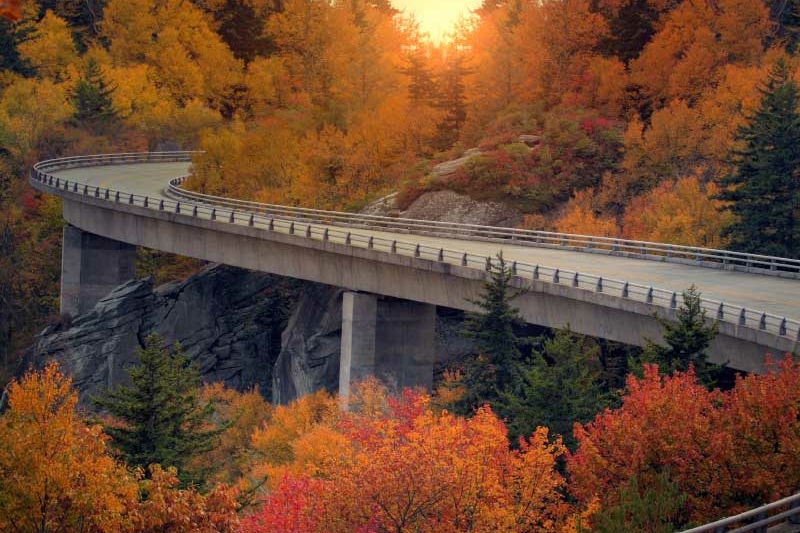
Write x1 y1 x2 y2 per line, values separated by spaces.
70 58 120 134
717 59 800 259
497 329 614 449
0 18 34 75
456 253 524 412
640 286 722 386
92 334 223 486
434 53 471 150
591 474 688 533
400 48 437 105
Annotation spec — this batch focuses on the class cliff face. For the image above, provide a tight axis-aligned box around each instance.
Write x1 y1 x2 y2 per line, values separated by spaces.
27 265 286 402
27 263 476 405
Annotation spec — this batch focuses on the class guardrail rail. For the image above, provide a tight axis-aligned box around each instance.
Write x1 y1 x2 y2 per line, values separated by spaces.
30 152 800 345
678 491 800 533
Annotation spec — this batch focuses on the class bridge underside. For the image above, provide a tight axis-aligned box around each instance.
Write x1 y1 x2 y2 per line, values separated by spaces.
60 196 798 380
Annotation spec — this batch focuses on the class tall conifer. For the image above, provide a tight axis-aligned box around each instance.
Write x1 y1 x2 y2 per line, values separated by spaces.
718 59 800 259
93 334 222 486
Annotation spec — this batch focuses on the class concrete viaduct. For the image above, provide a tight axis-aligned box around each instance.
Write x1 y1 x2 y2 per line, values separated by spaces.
30 153 800 400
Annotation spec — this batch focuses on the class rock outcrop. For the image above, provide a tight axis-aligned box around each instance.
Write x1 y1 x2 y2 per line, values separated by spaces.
27 265 286 402
27 264 476 405
401 190 521 228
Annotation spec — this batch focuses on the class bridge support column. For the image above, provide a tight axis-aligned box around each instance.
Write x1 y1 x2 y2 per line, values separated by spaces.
339 292 436 406
60 224 137 317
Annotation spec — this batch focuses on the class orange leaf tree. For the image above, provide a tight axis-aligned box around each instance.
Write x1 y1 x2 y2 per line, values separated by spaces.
0 363 138 533
568 357 800 526
243 385 569 533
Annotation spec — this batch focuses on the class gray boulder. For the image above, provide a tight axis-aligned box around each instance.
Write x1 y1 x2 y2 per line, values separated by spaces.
27 265 285 402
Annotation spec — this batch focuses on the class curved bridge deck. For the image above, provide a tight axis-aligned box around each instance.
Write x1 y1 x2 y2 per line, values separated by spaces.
32 155 800 372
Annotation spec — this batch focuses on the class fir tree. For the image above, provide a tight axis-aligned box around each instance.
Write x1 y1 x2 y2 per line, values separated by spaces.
718 59 800 259
497 329 614 449
71 58 120 134
434 53 471 150
640 286 723 386
456 252 524 412
592 474 688 533
92 334 223 486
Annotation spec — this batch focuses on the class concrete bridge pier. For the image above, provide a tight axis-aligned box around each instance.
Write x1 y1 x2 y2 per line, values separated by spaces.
339 292 436 406
60 224 137 317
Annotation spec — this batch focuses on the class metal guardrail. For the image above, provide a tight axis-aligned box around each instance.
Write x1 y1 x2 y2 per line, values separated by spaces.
30 152 800 344
678 491 800 533
165 181 800 281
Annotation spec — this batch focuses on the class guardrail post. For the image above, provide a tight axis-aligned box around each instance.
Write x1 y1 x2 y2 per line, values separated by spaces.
83 184 88 195
771 259 777 271
789 499 800 524
587 237 593 249
647 287 654 303
739 308 747 326
461 253 468 266
114 191 119 202
612 239 619 252
211 208 216 220
780 318 787 336
534 265 539 280
752 511 768 533
176 202 181 214
485 257 492 271
128 194 134 204
717 303 724 320
667 245 672 258
144 197 149 208
438 248 443 261
289 222 294 234
248 214 254 226
572 273 579 287
230 211 236 223
553 269 560 284
159 199 164 211
269 218 274 230
511 261 517 275
759 313 767 330
415 244 421 258
305 225 312 238
94 187 99 197
596 277 603 293
73 183 78 193
368 237 374 249
104 189 109 199
55 178 59 188
323 228 329 241
671 292 678 308
622 282 629 298
695 251 701 262
192 205 198 217
391 240 397 253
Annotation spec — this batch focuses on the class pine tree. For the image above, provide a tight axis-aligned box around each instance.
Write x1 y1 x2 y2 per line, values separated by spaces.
71 58 120 134
456 252 524 412
718 59 800 259
640 286 722 386
92 334 223 486
498 330 613 448
434 53 471 150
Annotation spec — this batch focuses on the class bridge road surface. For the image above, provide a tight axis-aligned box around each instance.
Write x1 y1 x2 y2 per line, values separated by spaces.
49 162 800 326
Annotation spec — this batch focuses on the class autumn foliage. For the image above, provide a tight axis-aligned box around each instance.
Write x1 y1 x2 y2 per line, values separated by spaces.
0 363 239 533
241 383 569 533
568 357 800 527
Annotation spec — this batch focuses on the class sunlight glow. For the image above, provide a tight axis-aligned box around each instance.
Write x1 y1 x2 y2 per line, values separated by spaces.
393 0 482 42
